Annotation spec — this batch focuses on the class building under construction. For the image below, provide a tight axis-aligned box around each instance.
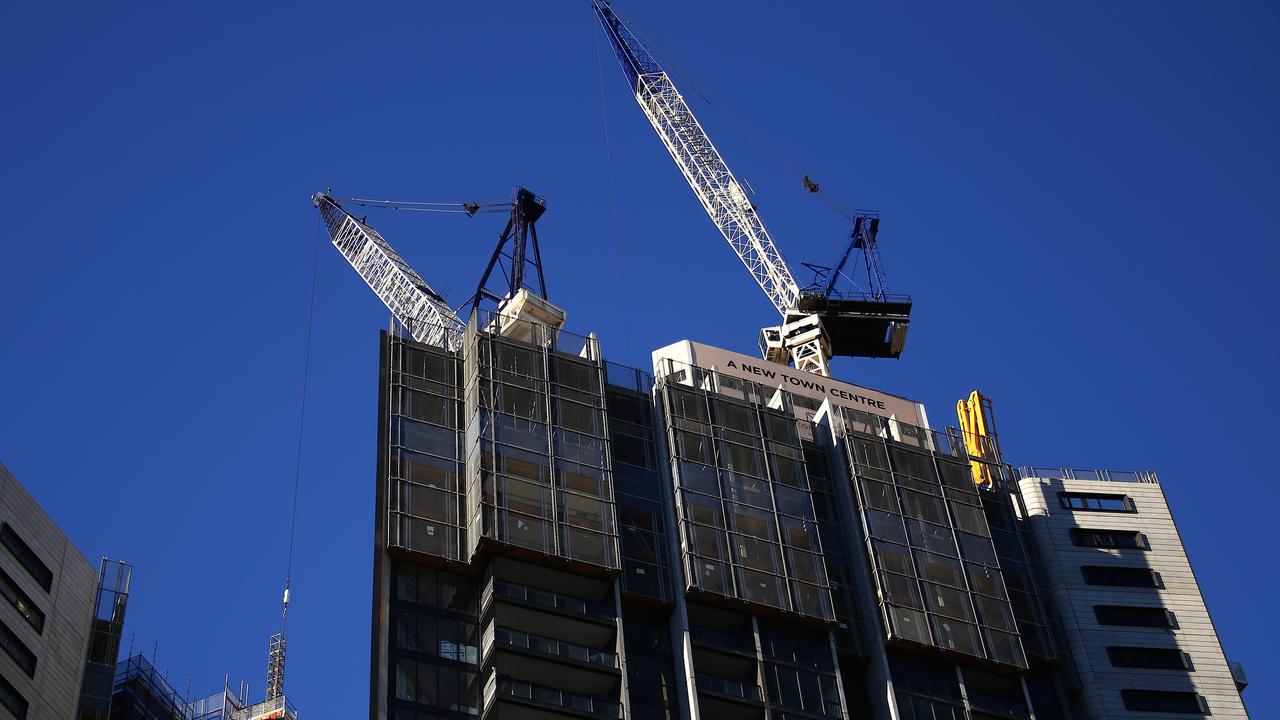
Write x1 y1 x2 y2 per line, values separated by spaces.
310 4 1253 719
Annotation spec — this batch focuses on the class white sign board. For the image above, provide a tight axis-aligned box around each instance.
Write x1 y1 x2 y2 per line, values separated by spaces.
652 340 929 429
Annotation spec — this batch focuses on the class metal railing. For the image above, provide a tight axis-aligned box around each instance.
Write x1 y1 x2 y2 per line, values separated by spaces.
695 673 761 701
495 627 617 668
114 654 192 719
1016 467 1158 484
492 579 615 619
496 675 622 717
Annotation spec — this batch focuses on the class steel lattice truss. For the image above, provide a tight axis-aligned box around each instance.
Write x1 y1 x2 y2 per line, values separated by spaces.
315 194 465 351
633 73 801 316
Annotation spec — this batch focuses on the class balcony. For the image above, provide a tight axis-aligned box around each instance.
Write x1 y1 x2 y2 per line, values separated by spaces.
493 580 615 621
695 673 761 702
493 674 621 719
496 627 616 668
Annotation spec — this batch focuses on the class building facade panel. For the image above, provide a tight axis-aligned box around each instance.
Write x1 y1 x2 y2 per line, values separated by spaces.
0 461 97 720
1018 473 1249 719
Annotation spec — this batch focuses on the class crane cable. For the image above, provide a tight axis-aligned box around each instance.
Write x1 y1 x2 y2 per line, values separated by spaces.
628 22 860 222
595 17 635 367
280 214 323 638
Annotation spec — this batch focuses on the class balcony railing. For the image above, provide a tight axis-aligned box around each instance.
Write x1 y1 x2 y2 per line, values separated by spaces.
493 579 615 619
695 673 761 701
496 627 617 668
1016 467 1158 484
688 625 755 655
496 675 622 717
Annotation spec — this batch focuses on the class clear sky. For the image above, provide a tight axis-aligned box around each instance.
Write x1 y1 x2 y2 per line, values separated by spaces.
2 0 1276 716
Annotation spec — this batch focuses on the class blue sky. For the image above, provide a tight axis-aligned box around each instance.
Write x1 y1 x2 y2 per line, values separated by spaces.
2 0 1276 715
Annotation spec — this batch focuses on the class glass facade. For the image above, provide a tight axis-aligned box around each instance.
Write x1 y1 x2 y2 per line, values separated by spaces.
841 407 1027 669
462 319 619 570
662 382 834 620
371 331 1092 720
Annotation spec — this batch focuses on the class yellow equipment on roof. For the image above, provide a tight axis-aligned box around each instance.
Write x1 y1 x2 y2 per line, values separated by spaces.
957 390 1001 488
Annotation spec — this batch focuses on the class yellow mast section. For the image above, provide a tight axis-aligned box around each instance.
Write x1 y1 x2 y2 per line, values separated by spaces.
956 390 1000 488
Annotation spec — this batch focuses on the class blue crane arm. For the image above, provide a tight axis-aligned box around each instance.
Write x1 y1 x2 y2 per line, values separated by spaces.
592 2 662 93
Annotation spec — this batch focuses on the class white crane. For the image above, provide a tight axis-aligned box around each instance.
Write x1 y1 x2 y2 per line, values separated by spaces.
593 2 911 377
312 191 467 351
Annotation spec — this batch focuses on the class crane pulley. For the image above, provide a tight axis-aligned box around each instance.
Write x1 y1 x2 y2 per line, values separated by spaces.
593 1 911 376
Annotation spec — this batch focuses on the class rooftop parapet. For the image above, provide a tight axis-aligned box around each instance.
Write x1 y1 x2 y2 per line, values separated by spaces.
1015 466 1158 484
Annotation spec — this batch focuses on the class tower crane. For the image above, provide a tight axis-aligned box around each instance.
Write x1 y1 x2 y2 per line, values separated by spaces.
312 188 565 351
593 2 911 377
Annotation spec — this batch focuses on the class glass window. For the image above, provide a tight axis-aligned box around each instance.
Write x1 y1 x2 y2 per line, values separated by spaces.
890 447 937 481
1094 605 1174 628
949 502 988 536
906 520 957 557
956 532 999 567
556 398 601 435
1108 646 1188 669
556 460 605 498
400 388 456 427
561 526 612 567
929 616 982 656
693 556 732 596
0 526 51 593
681 492 724 527
726 503 777 541
668 388 709 422
920 582 974 622
720 440 764 477
865 509 907 544
732 534 783 574
888 606 931 644
901 491 947 525
861 479 899 513
0 672 27 719
502 511 549 552
395 449 460 491
1059 492 1134 513
1081 565 1161 588
773 484 815 519
675 431 714 465
966 563 1007 599
1120 690 1206 714
873 541 914 576
737 568 787 608
394 418 458 459
678 461 719 495
722 473 772 509
0 619 36 677
501 477 550 518
0 567 44 633
914 551 965 589
690 524 727 560
880 572 923 609
560 493 613 533
1071 528 1148 549
849 437 890 469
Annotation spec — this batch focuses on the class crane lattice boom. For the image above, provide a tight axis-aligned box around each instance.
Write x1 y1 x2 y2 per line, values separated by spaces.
594 2 800 316
313 192 465 351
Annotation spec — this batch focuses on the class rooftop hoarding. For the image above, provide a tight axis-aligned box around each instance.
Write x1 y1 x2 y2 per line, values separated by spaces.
651 340 929 430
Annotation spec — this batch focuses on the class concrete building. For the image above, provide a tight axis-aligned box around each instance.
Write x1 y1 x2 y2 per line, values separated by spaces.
0 461 98 720
1018 470 1249 718
369 320 1249 720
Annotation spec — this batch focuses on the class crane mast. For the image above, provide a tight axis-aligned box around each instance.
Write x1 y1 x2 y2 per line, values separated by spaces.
313 191 466 351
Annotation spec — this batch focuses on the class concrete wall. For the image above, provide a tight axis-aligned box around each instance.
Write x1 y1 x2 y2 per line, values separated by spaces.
1018 475 1248 719
0 461 96 720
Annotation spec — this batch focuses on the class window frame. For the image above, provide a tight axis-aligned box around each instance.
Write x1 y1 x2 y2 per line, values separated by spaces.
0 525 52 592
1070 527 1149 550
1107 646 1189 670
1058 492 1135 513
1081 565 1162 588
1094 604 1175 628
1120 689 1207 714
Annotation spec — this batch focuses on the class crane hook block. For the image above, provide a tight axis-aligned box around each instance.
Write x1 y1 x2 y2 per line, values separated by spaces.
802 175 821 193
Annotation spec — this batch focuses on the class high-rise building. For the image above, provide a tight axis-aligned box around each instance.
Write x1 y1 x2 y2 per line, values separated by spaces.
1017 470 1249 718
0 461 99 720
369 319 1250 720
